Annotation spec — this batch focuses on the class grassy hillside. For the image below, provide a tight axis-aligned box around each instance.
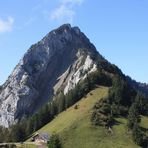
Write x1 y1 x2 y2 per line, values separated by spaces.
35 86 148 148
38 86 108 133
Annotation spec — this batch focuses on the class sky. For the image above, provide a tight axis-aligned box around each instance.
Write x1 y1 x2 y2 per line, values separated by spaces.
0 0 148 85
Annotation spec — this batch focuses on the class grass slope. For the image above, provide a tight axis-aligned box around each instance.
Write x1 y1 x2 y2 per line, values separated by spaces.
39 86 108 133
36 86 148 148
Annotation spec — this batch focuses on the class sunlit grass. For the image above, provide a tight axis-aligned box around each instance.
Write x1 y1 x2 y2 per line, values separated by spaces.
32 86 148 148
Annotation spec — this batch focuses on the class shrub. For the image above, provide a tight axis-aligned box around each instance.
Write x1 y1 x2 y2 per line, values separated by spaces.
91 98 114 127
47 133 62 148
74 104 79 109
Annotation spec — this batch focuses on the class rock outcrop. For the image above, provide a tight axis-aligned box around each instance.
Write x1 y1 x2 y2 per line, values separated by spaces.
0 24 103 127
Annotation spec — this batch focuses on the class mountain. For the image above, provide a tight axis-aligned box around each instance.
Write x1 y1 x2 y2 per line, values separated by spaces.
0 24 104 127
0 24 148 128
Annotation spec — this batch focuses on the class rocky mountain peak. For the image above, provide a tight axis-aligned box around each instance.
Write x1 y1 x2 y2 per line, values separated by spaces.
0 24 102 127
51 23 80 35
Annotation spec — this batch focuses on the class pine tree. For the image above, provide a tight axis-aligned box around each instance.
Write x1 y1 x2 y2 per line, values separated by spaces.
10 123 26 142
0 126 7 142
135 91 148 115
33 113 40 131
65 91 74 108
50 101 57 118
127 103 141 129
112 76 124 105
26 117 34 136
43 104 51 124
132 122 143 145
58 92 65 113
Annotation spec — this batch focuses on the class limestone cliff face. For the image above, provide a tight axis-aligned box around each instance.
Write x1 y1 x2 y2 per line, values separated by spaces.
0 24 103 127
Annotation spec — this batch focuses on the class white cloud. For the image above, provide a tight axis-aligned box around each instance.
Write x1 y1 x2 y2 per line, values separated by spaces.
51 4 75 23
50 0 84 23
61 0 84 5
0 17 14 33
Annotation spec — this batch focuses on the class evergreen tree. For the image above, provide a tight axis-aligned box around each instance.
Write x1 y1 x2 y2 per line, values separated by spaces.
38 105 50 127
26 117 34 136
3 128 11 142
43 104 51 124
135 91 148 115
132 122 143 145
127 103 141 129
58 92 65 113
65 91 74 108
50 101 57 118
33 113 40 131
10 123 26 142
109 75 131 107
112 76 124 105
0 126 6 142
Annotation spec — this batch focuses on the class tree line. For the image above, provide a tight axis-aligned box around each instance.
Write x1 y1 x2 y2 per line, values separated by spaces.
0 69 112 143
91 75 148 147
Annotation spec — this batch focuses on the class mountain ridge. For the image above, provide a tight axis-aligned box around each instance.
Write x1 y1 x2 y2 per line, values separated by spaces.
0 24 103 127
0 24 148 128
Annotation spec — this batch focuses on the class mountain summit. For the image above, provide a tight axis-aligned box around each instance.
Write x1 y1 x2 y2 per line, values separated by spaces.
0 24 103 127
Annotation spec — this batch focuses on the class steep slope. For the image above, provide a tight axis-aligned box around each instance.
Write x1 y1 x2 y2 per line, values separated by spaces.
35 86 148 148
0 23 148 128
0 24 103 127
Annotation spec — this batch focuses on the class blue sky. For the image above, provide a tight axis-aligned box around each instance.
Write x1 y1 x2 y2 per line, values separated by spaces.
0 0 148 84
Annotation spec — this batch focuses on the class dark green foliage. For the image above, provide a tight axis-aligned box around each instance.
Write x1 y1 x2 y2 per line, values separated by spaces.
26 117 34 136
91 98 114 127
47 133 62 148
0 126 11 143
9 144 17 148
39 104 52 126
126 93 148 146
57 92 65 113
10 123 26 142
135 91 148 115
132 122 143 146
110 103 119 116
50 101 58 117
10 144 17 148
65 90 75 107
89 69 112 87
33 113 40 131
127 103 141 129
106 75 133 116
111 76 131 106
97 60 123 76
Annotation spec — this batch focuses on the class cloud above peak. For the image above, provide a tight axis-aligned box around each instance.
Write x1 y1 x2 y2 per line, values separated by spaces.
61 0 84 5
50 0 84 23
0 17 14 33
